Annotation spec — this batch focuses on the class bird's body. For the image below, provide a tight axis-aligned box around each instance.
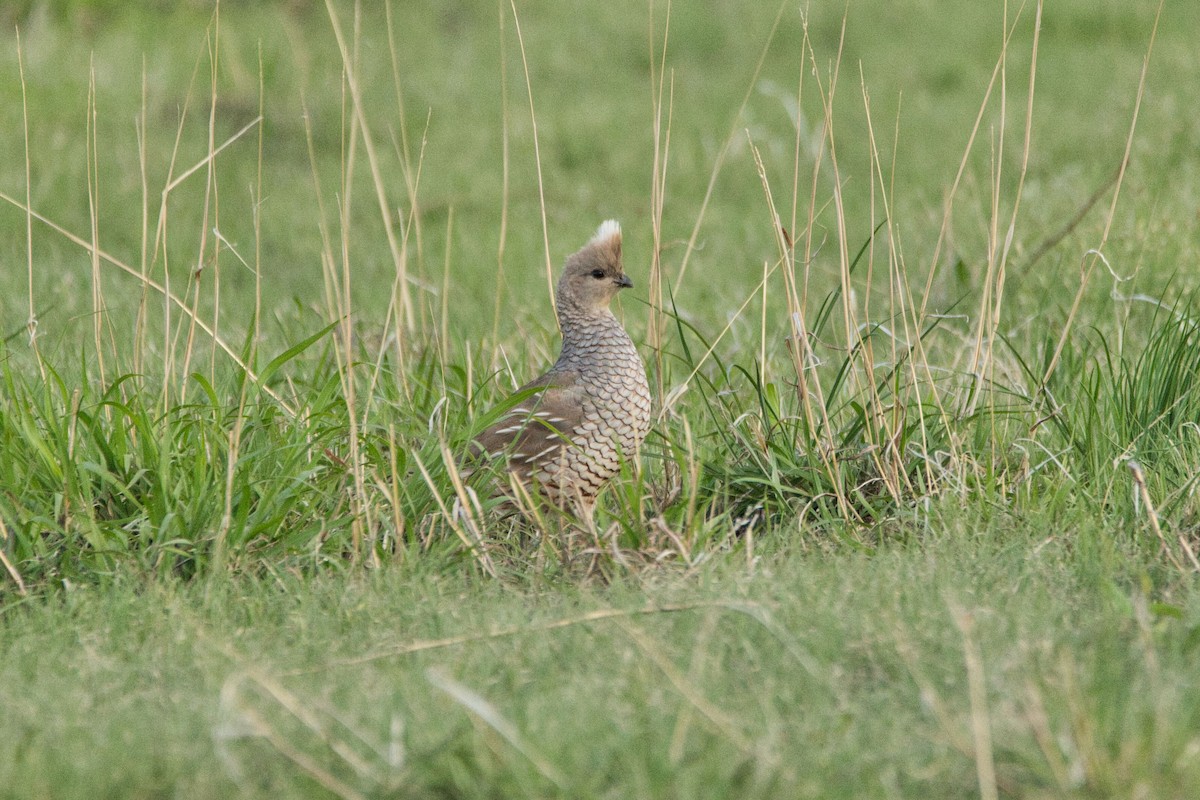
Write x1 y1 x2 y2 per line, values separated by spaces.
473 221 651 518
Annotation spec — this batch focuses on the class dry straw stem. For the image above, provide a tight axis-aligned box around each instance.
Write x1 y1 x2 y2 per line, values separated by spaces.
860 66 962 487
645 0 679 510
214 47 269 574
967 0 1042 421
506 0 557 321
950 603 999 800
674 0 789 288
656 253 781 423
427 668 568 790
439 208 455 363
647 0 674 402
365 424 408 560
812 13 856 378
747 132 847 512
187 20 223 389
376 2 431 404
215 658 407 799
324 0 414 336
763 12 853 481
301 97 339 317
491 0 513 371
796 9 828 312
1041 0 1164 388
217 674 375 800
202 623 403 800
793 13 844 444
134 58 151 376
859 68 940 500
86 59 110 391
252 48 266 352
1126 460 1200 574
290 600 770 674
618 618 754 755
0 517 27 596
411 447 499 579
852 70 885 466
318 3 379 560
15 29 41 371
158 17 217 400
1021 680 1073 791
384 0 427 271
667 608 720 764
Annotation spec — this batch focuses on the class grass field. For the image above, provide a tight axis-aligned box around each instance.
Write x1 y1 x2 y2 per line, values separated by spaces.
3 1 1200 797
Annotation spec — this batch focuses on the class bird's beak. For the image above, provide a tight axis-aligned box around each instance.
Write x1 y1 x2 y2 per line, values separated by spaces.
615 274 633 289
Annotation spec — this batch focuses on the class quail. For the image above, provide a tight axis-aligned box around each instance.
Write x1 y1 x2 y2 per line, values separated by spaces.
472 220 652 519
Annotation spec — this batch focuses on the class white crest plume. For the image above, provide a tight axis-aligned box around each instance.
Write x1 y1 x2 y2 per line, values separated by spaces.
591 219 621 245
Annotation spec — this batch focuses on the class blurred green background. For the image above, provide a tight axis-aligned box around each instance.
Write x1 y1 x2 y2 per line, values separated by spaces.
2 1 1196 363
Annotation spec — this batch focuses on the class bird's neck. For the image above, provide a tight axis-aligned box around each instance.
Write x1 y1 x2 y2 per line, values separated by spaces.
557 295 613 333
556 301 625 355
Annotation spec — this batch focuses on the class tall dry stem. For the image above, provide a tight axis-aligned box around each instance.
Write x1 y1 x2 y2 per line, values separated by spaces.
16 28 45 381
1040 0 1163 388
325 0 414 346
507 0 556 321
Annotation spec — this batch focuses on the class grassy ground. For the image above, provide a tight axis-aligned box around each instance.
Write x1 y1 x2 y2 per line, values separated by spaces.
4 509 1198 799
2 1 1200 797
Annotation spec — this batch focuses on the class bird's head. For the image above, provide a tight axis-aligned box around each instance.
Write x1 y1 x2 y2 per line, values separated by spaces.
556 220 632 315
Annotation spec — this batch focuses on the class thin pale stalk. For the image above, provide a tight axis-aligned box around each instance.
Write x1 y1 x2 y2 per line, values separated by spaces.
16 28 45 380
135 58 150 379
507 0 556 320
86 58 108 390
324 0 414 341
676 0 789 287
648 0 673 392
747 134 846 513
440 208 454 365
491 0 512 374
918 8 1025 326
1041 0 1163 387
179 23 224 399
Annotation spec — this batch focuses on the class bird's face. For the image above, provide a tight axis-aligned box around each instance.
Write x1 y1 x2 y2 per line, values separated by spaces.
558 221 632 312
563 254 632 309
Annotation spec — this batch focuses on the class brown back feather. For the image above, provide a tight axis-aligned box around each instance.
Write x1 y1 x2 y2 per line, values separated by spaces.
472 371 585 478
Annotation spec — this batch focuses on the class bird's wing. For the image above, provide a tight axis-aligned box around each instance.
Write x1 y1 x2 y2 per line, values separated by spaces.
473 370 586 470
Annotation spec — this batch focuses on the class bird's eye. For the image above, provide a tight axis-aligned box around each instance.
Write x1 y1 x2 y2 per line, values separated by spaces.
590 269 606 279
